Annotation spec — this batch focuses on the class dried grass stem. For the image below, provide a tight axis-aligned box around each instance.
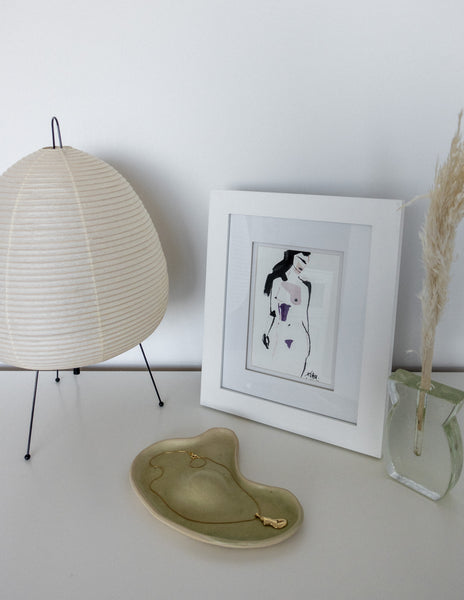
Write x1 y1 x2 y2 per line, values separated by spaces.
416 111 464 453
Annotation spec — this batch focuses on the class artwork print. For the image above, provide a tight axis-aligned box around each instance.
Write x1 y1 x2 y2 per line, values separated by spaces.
202 191 404 456
247 244 342 390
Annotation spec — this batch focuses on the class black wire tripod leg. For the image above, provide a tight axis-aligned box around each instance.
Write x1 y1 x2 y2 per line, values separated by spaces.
24 371 39 461
139 343 164 407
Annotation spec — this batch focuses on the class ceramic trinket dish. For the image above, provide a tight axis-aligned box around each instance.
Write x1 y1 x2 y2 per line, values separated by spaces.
131 427 303 547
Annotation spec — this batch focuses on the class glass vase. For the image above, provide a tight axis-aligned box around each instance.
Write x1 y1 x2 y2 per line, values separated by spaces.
384 369 464 500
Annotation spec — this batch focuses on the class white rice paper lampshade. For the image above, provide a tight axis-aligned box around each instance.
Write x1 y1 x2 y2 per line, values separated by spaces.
0 146 168 370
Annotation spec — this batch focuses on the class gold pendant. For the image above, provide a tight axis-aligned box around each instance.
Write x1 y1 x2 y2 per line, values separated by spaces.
255 513 288 529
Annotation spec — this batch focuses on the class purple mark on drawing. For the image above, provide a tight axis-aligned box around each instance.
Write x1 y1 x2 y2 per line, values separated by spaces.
278 303 291 322
285 339 293 349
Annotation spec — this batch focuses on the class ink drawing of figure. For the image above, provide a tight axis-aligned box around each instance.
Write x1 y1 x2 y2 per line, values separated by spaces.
262 250 312 378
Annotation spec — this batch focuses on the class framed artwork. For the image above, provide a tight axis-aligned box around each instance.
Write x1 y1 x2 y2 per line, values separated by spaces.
200 191 403 457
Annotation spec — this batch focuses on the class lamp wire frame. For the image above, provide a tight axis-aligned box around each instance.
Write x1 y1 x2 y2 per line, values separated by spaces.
51 117 63 149
24 371 39 460
23 343 163 460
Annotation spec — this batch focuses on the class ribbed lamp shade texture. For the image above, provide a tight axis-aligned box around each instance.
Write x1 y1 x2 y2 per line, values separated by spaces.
0 146 168 371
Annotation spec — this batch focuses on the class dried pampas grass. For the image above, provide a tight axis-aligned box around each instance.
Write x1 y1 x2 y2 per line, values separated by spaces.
416 111 464 453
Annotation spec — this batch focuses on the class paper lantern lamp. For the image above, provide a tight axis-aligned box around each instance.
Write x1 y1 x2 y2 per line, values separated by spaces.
0 118 169 458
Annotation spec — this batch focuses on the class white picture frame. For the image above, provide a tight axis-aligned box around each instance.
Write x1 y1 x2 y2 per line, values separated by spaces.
200 191 403 457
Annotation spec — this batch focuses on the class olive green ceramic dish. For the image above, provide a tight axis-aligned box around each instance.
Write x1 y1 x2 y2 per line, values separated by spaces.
130 427 303 548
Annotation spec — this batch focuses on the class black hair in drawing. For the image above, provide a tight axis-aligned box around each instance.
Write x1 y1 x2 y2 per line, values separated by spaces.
263 250 311 296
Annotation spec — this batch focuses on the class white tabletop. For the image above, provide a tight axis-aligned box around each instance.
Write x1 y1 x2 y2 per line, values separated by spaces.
0 370 463 600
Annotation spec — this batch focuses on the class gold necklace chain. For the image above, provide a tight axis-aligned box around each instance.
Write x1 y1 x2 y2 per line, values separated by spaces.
149 450 287 529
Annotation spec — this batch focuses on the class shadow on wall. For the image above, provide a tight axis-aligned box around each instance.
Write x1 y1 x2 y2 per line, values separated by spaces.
101 153 203 309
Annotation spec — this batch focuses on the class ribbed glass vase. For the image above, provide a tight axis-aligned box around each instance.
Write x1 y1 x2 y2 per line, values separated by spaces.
384 369 464 500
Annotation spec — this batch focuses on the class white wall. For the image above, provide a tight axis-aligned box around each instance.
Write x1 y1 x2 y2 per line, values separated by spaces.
2 0 464 370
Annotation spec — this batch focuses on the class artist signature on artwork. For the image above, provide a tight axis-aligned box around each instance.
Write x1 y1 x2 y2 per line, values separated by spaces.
304 371 319 381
